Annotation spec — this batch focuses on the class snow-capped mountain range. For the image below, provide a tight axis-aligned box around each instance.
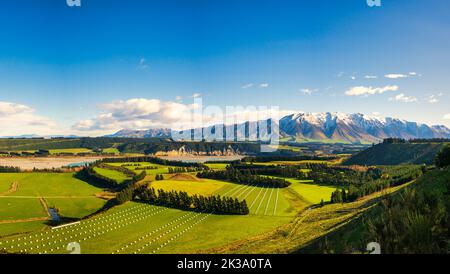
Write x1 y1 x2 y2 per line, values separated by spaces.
106 128 172 138
108 112 450 143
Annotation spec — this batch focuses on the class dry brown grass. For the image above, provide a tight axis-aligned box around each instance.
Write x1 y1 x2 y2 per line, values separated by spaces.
169 173 201 181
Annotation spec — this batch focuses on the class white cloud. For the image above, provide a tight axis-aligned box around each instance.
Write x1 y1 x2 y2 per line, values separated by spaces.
300 88 318 95
364 75 378 79
138 58 149 70
71 97 299 134
426 93 443 104
385 73 408 79
72 98 200 132
191 93 202 98
241 83 269 89
0 101 60 136
427 95 439 103
444 114 450 120
241 83 254 89
0 101 33 116
389 93 418 103
385 72 420 79
350 76 356 80
345 85 399 96
409 72 420 76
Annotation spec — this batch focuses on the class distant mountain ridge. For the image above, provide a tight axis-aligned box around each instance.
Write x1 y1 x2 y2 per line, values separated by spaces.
107 128 172 138
279 112 450 143
108 112 450 144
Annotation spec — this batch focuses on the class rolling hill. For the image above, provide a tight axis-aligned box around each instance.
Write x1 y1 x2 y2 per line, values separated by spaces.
344 141 449 165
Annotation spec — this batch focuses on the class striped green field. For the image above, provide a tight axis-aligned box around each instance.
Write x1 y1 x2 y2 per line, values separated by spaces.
215 183 305 216
0 202 291 254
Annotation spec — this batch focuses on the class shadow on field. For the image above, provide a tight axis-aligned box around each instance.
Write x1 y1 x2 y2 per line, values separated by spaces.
73 170 114 190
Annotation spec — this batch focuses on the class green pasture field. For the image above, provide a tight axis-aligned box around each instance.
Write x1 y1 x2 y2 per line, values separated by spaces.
0 173 106 236
0 138 81 151
0 181 11 193
0 221 48 237
267 144 304 152
48 148 93 154
285 178 337 204
0 198 47 221
0 202 292 254
150 178 235 196
45 198 106 219
102 147 120 154
147 174 307 217
0 160 354 253
107 162 177 175
146 173 332 216
0 173 103 197
204 163 229 170
93 167 131 184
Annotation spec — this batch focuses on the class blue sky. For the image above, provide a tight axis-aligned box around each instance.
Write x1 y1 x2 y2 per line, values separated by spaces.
0 0 449 136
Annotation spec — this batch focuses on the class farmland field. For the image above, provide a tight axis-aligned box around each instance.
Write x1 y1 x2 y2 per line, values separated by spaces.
0 157 424 255
0 198 48 221
0 202 291 254
286 178 337 204
93 167 131 184
48 148 94 154
102 147 120 155
107 162 178 175
0 160 325 253
204 163 229 170
0 173 106 232
150 177 235 196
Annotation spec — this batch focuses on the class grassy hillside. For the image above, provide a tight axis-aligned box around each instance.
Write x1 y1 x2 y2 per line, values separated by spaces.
297 167 450 254
344 142 448 165
0 139 82 151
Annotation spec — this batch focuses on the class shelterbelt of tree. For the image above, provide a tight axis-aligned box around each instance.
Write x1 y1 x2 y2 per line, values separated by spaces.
134 186 249 215
77 166 146 190
112 181 249 215
344 139 450 166
196 168 291 188
240 155 338 163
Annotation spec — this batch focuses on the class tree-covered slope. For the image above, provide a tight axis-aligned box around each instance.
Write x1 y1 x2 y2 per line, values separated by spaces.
344 142 448 165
